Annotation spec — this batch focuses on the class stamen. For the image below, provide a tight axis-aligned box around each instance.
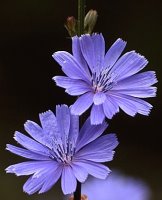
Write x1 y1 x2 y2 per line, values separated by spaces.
92 67 115 92
50 136 75 164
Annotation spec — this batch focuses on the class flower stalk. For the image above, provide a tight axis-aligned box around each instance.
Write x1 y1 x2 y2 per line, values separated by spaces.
74 181 81 200
74 1 86 199
78 0 85 36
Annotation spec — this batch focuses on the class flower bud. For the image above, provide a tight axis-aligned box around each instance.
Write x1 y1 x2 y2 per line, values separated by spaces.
65 16 77 37
84 10 98 34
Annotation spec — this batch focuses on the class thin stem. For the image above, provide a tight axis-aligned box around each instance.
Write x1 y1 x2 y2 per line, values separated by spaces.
78 0 85 36
74 181 81 200
73 1 85 200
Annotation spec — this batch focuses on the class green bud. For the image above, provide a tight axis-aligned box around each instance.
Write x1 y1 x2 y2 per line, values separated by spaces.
84 10 98 34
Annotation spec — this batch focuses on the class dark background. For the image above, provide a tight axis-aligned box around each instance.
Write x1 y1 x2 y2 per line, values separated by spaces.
0 0 161 200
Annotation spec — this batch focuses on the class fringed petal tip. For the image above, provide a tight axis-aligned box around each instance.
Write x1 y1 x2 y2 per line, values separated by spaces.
13 131 19 141
5 144 10 151
79 33 91 39
116 38 127 46
102 167 111 179
152 71 158 84
23 185 34 195
24 120 33 129
39 110 53 117
126 50 148 61
109 133 119 148
23 190 32 195
5 166 11 173
151 87 157 97
144 71 158 85
78 33 104 38
5 165 17 175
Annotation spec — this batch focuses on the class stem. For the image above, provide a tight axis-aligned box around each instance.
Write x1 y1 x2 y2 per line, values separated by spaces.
73 1 85 200
74 181 81 200
78 0 85 36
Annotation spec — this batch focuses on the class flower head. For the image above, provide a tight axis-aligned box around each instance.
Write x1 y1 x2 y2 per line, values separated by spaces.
6 105 118 195
82 172 151 200
53 34 157 124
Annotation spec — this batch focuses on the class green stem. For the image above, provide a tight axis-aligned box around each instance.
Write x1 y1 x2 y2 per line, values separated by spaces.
78 0 85 36
74 181 81 200
73 1 86 200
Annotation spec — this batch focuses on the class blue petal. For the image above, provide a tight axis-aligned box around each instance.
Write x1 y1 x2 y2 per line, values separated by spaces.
75 134 118 162
111 87 157 98
71 163 88 182
73 160 110 179
72 36 91 76
65 81 92 96
23 163 62 195
71 92 93 115
38 165 62 193
14 131 49 156
126 95 153 115
6 160 58 176
111 71 157 98
91 33 105 72
56 105 70 140
104 38 126 69
103 96 119 119
23 176 44 195
90 104 105 125
6 144 50 160
53 76 76 88
53 76 91 95
110 51 148 82
109 93 137 116
68 114 79 148
61 166 77 194
24 120 52 149
79 34 95 71
79 34 105 72
39 110 60 138
53 51 90 82
110 93 153 116
76 118 108 152
93 92 106 105
39 110 56 132
113 71 157 89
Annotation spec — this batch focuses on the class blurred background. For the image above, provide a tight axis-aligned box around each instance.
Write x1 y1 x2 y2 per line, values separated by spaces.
0 0 161 200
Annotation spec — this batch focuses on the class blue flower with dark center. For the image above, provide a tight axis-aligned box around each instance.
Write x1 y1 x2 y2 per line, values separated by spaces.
5 105 118 195
53 34 157 124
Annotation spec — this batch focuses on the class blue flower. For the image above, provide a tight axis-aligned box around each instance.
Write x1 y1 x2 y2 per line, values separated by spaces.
53 34 157 125
6 105 118 195
82 172 151 200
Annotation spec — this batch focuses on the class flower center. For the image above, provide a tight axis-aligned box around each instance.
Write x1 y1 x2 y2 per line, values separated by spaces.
50 138 75 165
92 68 114 93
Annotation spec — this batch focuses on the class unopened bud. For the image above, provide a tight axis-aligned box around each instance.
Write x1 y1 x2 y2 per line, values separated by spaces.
84 10 98 34
65 16 77 37
69 194 88 200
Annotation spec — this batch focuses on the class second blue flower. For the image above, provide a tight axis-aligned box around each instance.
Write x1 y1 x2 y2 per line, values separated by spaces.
53 34 157 124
